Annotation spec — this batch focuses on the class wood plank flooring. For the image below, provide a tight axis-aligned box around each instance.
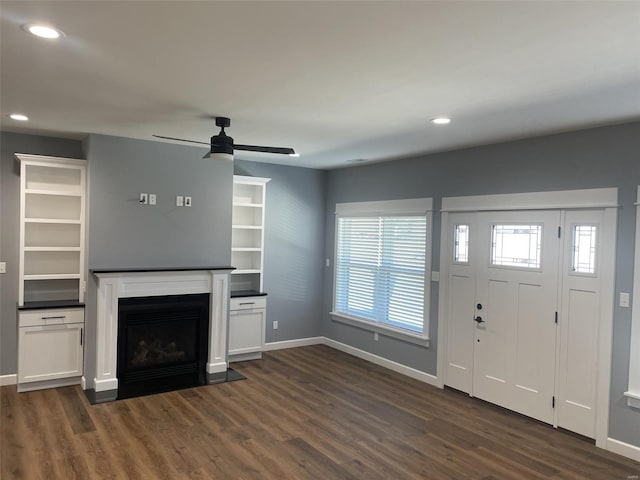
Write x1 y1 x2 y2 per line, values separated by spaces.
2 345 639 479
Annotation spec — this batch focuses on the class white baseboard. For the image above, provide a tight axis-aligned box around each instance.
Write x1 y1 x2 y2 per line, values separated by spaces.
263 337 324 351
0 374 17 386
606 437 640 462
322 337 440 388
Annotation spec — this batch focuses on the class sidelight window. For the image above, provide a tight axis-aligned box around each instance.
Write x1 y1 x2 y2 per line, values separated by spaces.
571 225 597 275
454 224 470 263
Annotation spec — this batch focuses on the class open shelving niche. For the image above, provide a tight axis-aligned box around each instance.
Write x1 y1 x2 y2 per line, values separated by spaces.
229 175 270 361
16 153 87 392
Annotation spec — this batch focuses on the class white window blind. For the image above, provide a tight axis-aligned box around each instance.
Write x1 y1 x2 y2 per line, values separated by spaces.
335 214 427 333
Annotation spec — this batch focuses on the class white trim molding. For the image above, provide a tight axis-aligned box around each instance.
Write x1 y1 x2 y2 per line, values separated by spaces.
263 337 324 351
625 185 640 409
0 374 17 386
441 188 619 212
606 438 640 462
323 337 440 388
336 197 433 216
92 269 233 393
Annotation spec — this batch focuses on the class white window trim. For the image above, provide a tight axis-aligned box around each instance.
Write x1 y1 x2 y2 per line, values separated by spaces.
624 186 640 409
332 198 433 344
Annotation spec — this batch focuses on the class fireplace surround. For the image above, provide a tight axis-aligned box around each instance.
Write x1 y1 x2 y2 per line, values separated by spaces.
89 267 234 403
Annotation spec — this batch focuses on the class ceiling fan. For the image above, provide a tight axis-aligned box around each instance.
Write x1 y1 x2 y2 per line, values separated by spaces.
153 116 298 161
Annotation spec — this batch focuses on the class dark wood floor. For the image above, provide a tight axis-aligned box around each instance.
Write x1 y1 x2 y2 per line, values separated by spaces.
2 345 639 479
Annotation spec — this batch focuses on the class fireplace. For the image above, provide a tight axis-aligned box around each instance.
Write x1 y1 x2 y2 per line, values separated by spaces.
117 294 209 399
91 268 233 403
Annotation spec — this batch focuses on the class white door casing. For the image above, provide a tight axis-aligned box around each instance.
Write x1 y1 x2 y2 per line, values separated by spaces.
438 188 617 448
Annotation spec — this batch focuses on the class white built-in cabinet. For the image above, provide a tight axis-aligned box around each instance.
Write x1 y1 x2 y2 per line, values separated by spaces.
15 153 86 392
229 175 270 361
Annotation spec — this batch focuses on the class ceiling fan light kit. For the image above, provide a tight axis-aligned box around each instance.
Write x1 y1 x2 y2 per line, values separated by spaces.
154 116 297 161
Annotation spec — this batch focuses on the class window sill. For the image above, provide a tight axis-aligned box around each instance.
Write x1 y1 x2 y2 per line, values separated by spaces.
624 391 640 409
330 312 430 347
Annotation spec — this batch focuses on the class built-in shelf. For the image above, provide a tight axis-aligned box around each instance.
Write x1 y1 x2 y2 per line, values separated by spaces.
16 153 88 393
233 202 263 208
232 269 261 275
25 189 82 197
24 274 82 280
230 176 270 360
25 218 82 224
24 247 81 252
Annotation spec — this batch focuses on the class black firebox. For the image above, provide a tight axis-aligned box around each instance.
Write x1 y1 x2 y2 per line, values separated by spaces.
117 293 209 399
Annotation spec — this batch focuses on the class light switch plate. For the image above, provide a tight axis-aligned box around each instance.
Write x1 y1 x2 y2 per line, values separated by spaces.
139 193 148 205
176 195 184 207
185 196 192 207
620 292 630 308
0 262 6 274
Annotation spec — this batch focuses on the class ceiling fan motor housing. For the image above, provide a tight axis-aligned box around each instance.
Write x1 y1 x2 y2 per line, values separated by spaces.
211 134 234 155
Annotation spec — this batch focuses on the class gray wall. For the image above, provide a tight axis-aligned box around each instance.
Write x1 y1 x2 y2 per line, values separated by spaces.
83 134 234 386
0 132 84 375
86 134 233 269
235 160 326 342
322 121 640 447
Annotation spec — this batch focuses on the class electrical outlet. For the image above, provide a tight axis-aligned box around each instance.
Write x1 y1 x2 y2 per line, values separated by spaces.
0 262 6 274
139 193 148 205
185 196 192 207
273 320 278 330
149 194 156 205
176 195 184 207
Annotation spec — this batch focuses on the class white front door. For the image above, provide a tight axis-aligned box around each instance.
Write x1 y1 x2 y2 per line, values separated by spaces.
472 210 561 424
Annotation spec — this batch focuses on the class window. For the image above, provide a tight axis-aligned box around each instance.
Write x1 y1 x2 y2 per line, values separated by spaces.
491 224 542 269
454 224 470 263
571 224 597 275
625 186 640 408
332 199 432 338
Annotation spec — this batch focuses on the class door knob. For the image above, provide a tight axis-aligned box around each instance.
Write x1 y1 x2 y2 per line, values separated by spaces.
474 316 484 324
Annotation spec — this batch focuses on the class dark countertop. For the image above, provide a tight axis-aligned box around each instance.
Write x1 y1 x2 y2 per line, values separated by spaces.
230 290 268 298
19 300 85 311
91 266 235 274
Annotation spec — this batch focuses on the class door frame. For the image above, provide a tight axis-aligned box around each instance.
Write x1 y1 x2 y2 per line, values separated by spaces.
436 188 618 448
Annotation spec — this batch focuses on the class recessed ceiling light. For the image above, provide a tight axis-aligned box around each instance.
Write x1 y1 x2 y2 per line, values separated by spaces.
431 117 451 125
289 152 300 157
24 24 64 39
9 113 29 121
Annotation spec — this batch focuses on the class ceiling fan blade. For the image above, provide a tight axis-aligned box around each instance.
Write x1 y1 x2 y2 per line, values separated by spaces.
152 135 210 146
234 144 296 155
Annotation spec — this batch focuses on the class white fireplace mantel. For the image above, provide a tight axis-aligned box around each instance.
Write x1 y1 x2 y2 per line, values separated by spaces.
91 268 233 394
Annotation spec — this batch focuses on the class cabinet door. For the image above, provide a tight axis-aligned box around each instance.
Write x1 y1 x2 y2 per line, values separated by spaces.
228 309 265 355
18 323 83 383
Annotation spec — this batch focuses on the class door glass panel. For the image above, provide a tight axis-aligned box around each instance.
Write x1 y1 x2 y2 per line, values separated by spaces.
454 224 470 263
491 224 542 269
571 225 597 275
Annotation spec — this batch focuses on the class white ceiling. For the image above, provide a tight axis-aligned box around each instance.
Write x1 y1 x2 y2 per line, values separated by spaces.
1 1 639 169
